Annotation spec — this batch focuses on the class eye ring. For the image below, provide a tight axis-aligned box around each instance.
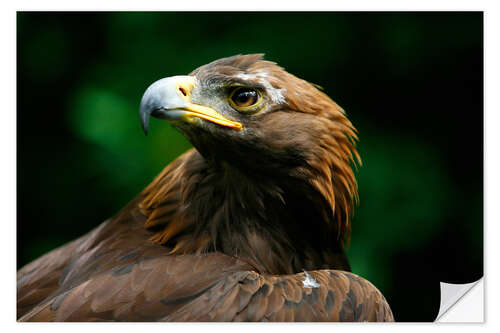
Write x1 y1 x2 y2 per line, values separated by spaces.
228 86 263 111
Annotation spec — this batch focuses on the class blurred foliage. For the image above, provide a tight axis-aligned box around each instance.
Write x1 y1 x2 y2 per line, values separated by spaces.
17 12 483 321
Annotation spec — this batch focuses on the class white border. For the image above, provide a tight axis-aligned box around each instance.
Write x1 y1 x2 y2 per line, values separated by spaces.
3 1 498 332
3 0 496 11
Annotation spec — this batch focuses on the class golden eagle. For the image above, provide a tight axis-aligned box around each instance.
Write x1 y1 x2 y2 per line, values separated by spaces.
17 54 394 322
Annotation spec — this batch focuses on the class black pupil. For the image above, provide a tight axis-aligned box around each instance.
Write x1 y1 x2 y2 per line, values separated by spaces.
234 88 257 106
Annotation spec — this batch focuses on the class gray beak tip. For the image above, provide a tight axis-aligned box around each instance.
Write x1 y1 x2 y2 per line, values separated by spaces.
140 107 150 136
140 76 194 136
141 123 149 136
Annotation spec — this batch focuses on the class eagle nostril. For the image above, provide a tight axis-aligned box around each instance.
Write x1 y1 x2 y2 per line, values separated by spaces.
179 87 187 97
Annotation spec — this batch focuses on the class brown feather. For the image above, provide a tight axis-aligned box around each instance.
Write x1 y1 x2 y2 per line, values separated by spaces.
17 54 393 322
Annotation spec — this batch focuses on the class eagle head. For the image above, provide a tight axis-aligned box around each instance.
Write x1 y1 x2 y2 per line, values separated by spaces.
139 54 360 273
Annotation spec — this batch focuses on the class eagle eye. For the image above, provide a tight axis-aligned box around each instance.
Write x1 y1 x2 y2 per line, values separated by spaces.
229 87 262 111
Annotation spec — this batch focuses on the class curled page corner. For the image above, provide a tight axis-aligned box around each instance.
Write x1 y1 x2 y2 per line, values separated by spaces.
435 278 483 322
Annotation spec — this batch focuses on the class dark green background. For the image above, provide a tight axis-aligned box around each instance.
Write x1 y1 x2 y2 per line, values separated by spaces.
17 12 483 321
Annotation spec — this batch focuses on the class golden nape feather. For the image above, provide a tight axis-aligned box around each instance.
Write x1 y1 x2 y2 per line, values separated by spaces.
17 54 394 322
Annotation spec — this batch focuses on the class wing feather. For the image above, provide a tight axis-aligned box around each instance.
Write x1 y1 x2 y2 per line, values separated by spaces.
19 250 393 322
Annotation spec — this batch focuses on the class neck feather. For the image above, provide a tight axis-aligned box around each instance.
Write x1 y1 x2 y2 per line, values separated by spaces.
138 142 357 274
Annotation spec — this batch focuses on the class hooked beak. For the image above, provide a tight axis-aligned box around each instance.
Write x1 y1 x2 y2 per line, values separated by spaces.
139 75 243 135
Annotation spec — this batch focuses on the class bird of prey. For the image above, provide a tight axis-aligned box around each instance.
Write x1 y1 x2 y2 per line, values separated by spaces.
17 54 394 322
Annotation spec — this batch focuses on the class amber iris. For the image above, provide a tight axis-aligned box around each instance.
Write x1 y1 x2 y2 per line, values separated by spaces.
229 87 261 109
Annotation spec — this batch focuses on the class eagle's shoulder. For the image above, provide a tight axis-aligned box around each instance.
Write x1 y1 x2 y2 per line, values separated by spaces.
19 245 393 322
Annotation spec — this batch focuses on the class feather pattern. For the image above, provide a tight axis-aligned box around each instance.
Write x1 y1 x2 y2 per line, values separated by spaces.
18 211 393 322
17 54 393 321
